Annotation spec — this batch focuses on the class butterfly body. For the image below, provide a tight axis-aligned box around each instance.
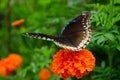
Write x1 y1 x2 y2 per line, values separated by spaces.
24 12 92 51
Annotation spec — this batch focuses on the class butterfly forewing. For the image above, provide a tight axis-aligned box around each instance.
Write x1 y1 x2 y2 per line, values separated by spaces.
23 33 55 41
60 12 91 36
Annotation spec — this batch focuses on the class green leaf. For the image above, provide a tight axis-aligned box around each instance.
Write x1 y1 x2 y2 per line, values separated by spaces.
91 36 100 42
111 30 119 34
92 32 103 37
104 33 114 41
97 36 106 44
117 45 120 51
92 32 104 42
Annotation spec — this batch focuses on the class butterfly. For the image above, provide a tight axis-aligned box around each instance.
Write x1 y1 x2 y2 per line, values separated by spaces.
23 12 92 51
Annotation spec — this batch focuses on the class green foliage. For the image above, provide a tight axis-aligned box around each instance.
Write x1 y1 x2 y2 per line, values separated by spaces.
86 0 120 80
0 0 120 80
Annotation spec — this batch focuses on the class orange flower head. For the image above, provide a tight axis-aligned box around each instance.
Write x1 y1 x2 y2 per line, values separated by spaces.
8 54 22 67
39 68 50 80
0 66 7 76
50 49 96 79
0 58 16 75
0 53 22 76
11 19 24 28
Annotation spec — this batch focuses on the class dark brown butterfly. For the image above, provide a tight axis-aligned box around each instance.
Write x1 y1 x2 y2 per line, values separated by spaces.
23 12 92 51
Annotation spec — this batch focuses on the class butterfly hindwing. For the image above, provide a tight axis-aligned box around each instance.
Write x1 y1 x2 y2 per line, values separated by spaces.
54 29 92 51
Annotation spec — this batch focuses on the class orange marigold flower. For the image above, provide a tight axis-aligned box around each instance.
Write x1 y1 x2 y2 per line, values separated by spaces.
50 49 96 80
8 54 22 67
39 68 50 80
0 54 22 76
0 58 16 75
11 19 24 27
0 66 7 76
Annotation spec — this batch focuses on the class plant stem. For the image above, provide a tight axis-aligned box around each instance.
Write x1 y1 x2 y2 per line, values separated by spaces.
5 0 12 52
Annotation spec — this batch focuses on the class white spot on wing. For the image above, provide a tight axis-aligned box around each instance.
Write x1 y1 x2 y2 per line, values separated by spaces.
83 25 86 27
82 22 85 25
82 14 86 15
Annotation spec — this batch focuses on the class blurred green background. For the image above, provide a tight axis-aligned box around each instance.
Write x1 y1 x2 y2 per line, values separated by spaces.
0 0 120 80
